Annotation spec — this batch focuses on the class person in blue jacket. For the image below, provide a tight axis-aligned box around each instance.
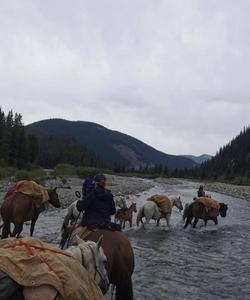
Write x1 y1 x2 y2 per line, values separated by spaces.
76 173 117 229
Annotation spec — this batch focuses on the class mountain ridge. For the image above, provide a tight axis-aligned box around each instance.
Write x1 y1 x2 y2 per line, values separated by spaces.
26 118 197 170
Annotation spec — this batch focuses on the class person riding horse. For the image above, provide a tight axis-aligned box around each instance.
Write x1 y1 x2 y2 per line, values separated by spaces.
197 185 206 197
76 174 120 231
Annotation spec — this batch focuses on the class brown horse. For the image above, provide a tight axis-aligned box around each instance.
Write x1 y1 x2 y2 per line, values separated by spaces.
183 201 228 228
61 225 135 300
1 187 60 239
115 202 137 229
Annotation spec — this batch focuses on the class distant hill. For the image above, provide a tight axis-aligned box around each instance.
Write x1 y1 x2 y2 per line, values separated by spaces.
183 154 212 164
196 126 250 178
26 119 197 170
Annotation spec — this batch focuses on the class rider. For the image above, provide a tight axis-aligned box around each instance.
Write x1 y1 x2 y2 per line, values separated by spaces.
197 185 205 197
76 173 118 230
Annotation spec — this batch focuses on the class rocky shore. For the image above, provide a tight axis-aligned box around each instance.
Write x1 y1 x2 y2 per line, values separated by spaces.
1 175 250 209
0 174 155 208
204 181 250 201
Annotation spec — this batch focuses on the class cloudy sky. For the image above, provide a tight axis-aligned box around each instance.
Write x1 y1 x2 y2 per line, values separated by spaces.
1 0 250 156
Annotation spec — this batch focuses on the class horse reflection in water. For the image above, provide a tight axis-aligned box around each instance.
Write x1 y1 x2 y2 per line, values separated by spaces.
136 196 183 229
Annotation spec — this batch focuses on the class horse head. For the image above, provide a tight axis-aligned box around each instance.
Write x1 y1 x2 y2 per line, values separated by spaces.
71 235 109 294
172 196 183 212
47 187 61 208
219 203 228 217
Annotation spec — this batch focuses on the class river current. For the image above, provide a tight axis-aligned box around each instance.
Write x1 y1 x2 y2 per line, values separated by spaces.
20 179 250 300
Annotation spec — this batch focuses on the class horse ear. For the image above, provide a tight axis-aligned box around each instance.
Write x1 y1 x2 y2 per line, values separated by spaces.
97 235 103 250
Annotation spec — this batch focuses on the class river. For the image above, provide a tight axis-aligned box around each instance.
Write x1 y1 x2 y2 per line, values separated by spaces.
20 179 250 300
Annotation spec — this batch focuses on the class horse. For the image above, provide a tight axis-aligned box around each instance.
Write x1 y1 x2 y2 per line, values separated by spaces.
183 201 228 228
66 235 109 294
61 225 135 300
136 196 183 228
0 236 108 299
62 199 83 227
1 187 60 239
115 203 137 229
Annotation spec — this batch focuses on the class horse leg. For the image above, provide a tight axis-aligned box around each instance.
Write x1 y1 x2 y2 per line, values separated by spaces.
166 215 171 228
12 223 23 238
1 221 11 239
212 217 218 225
115 275 133 300
204 219 208 226
156 219 160 226
30 214 39 236
122 220 125 230
193 218 199 228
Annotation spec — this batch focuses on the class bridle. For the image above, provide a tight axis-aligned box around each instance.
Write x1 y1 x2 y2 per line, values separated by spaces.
80 243 109 291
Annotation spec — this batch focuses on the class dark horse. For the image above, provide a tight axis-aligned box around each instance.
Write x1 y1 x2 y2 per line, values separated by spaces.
184 201 228 228
1 187 60 239
61 225 134 300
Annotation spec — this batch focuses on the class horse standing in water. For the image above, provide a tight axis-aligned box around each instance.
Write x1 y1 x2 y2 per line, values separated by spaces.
1 186 60 239
61 225 135 300
136 196 183 229
183 201 228 228
115 202 137 229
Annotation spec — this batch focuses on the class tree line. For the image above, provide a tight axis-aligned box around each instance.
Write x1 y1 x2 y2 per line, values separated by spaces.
0 108 104 169
0 108 37 168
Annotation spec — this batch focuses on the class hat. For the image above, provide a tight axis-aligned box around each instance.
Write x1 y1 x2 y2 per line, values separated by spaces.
94 173 106 182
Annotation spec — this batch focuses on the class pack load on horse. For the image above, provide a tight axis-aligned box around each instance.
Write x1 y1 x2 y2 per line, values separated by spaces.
61 225 135 300
114 202 137 229
114 192 127 209
136 194 183 228
183 196 228 228
0 180 60 238
0 236 108 300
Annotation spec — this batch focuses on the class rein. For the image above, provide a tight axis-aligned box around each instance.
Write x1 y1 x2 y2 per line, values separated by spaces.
88 244 108 289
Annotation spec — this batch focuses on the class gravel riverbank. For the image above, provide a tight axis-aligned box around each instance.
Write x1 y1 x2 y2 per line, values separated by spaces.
1 175 250 208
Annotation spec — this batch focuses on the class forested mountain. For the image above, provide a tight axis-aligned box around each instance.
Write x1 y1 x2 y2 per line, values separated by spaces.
0 108 104 169
26 118 197 170
194 127 250 178
184 154 212 164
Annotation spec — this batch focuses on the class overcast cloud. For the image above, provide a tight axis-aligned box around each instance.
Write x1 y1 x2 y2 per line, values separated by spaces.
1 0 250 155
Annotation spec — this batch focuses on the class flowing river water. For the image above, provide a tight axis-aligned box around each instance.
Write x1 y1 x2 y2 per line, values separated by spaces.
20 179 250 300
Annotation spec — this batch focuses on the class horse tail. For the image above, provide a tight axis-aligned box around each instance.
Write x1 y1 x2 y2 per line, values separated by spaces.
115 275 133 300
183 203 193 229
136 206 144 226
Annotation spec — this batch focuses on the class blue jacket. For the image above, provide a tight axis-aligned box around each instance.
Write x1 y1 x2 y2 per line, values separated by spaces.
76 186 116 226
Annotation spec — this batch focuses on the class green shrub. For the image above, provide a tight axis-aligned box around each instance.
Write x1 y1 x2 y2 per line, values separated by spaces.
15 170 32 181
76 166 104 178
0 167 16 179
53 164 77 176
14 168 47 181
